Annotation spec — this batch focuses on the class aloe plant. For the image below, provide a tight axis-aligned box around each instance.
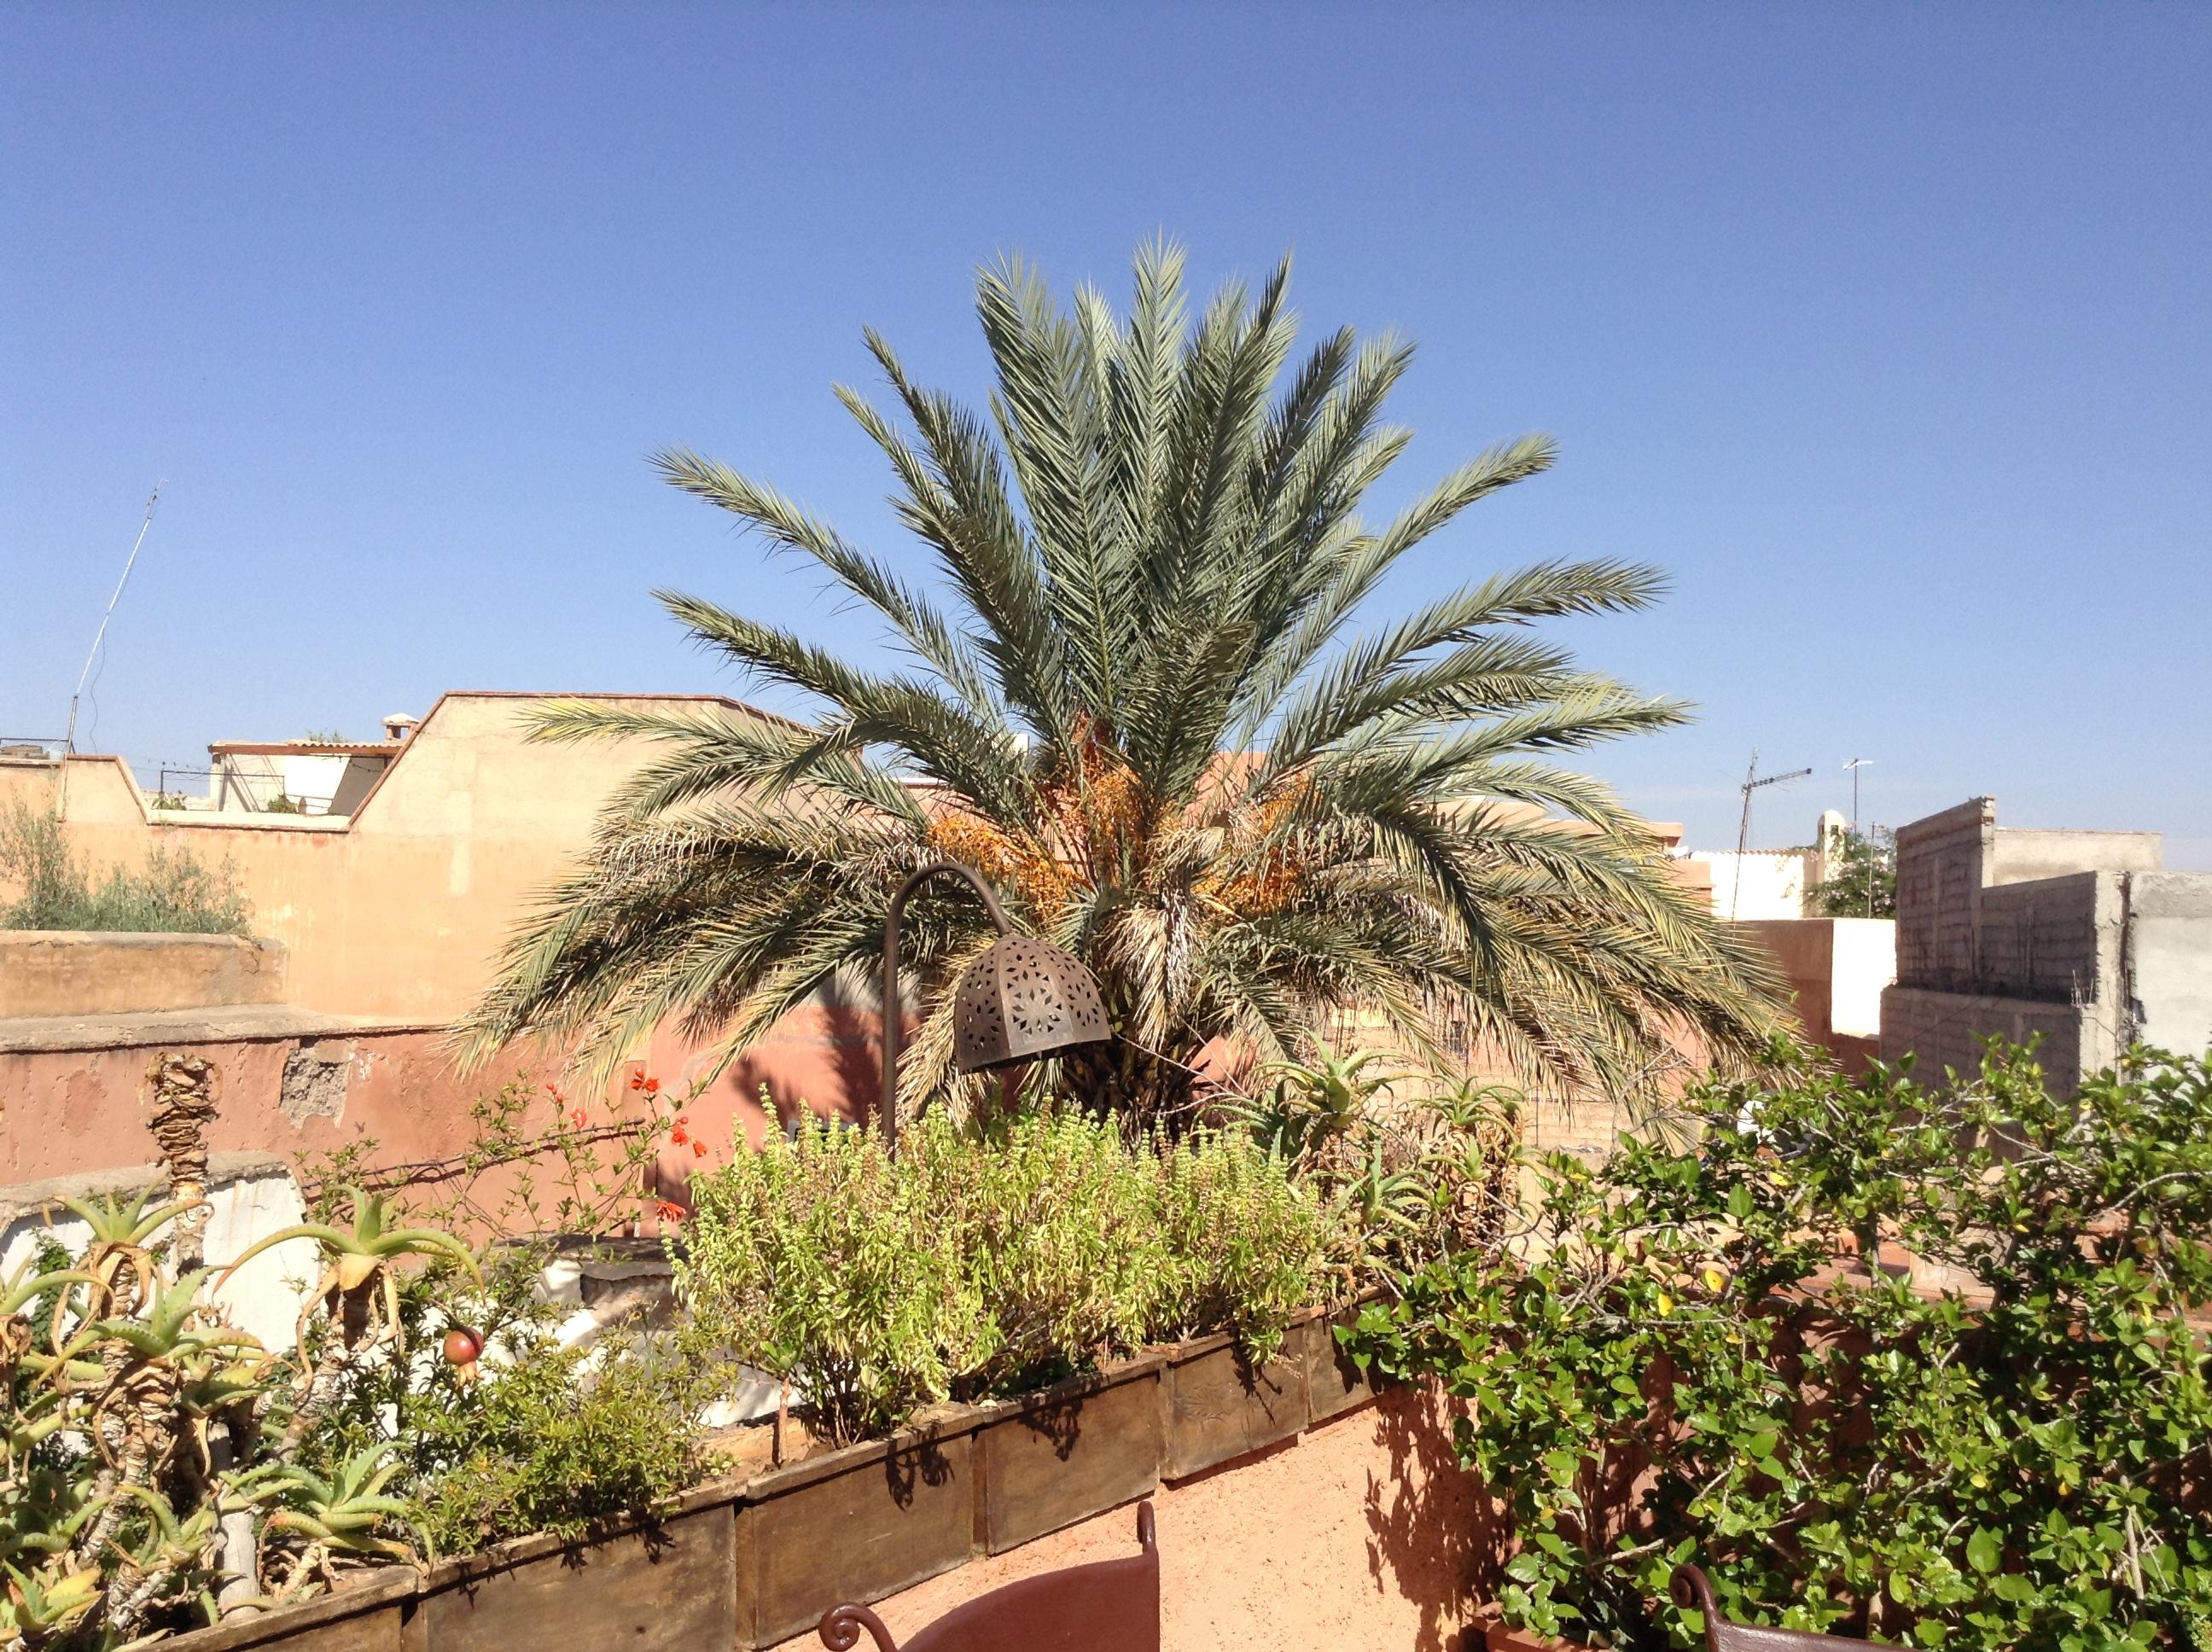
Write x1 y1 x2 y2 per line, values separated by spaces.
217 1188 481 1451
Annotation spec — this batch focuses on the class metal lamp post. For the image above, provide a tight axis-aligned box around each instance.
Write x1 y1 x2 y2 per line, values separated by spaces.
878 861 1112 1154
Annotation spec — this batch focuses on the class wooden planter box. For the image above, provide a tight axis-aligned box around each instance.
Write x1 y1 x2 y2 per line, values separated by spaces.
1159 1319 1311 1480
975 1355 1164 1554
416 1503 738 1652
738 1421 981 1646
157 1309 1381 1652
1300 1294 1382 1422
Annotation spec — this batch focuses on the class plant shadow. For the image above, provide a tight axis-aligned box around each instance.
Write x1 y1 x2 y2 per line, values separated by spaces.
1362 1387 1509 1652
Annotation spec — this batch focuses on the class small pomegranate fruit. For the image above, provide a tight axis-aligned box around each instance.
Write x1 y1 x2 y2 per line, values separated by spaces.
443 1325 485 1384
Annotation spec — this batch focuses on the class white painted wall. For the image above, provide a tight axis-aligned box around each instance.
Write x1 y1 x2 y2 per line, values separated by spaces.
1829 917 1897 1038
1701 850 1813 921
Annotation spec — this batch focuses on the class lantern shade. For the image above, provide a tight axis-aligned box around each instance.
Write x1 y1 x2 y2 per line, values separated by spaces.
950 934 1111 1073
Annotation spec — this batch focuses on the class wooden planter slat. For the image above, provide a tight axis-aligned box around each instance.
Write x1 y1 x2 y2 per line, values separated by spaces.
145 1317 1362 1652
158 1565 418 1652
742 1426 981 1648
416 1504 736 1652
1161 1328 1309 1480
1301 1301 1378 1423
976 1357 1164 1555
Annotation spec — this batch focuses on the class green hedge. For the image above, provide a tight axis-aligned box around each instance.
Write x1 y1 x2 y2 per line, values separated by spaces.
1348 1046 2212 1650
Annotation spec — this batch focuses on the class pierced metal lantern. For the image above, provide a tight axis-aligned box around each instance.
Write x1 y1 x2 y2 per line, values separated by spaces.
950 933 1112 1073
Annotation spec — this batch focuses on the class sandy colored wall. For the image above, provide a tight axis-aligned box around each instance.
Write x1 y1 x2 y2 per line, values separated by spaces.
0 931 287 1016
1735 917 1895 1063
0 695 739 1025
766 1388 1491 1652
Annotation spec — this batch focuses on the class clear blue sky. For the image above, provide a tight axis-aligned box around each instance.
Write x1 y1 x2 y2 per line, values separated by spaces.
5 5 2207 861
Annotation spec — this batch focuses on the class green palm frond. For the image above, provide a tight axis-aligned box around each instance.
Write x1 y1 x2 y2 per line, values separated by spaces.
463 242 1784 1118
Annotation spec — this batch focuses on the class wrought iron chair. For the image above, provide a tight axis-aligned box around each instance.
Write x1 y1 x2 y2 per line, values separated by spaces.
818 1500 1161 1652
1671 1565 1886 1652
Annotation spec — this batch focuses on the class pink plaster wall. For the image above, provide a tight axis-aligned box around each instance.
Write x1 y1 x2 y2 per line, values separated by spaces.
768 1389 1498 1652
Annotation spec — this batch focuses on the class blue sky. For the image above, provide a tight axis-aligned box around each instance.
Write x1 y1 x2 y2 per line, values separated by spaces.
5 5 2207 861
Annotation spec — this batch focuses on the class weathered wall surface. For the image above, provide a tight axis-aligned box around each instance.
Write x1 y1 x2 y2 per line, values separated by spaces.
2 693 886 1144
0 932 287 1017
1893 798 1993 993
1974 873 2114 1004
1879 986 2098 1084
1883 798 2212 1088
0 1012 540 1189
1990 829 2162 887
766 1389 1492 1652
0 695 738 1025
2133 873 2212 1058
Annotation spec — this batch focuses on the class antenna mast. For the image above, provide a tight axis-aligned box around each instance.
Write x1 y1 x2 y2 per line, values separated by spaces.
63 484 161 753
1730 752 1813 920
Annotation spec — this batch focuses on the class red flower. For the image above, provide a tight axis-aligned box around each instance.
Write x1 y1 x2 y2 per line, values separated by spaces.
654 1200 686 1224
691 1138 708 1159
669 1123 689 1146
627 1071 644 1091
568 1108 589 1130
643 1077 661 1094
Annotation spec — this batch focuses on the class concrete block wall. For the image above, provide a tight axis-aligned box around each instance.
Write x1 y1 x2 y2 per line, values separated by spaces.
1975 873 2111 1005
1893 799 1993 992
1880 986 2101 1085
1883 796 2212 1090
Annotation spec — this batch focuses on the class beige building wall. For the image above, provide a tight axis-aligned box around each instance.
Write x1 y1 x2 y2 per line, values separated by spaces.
1 692 748 1023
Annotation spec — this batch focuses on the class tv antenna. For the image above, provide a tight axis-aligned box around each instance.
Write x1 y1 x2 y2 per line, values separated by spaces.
1843 757 1872 832
63 484 162 753
1730 752 1813 920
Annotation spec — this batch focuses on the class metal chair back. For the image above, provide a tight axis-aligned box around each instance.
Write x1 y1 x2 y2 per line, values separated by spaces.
1672 1565 1887 1652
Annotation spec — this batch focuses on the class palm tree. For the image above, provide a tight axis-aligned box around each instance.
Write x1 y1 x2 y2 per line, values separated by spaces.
463 243 1780 1124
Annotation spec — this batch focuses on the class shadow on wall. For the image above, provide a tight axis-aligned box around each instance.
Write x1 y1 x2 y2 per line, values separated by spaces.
1364 1388 1501 1652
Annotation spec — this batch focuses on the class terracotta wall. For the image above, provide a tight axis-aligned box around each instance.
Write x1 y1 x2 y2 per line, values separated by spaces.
804 1388 1491 1652
0 1019 541 1190
2 695 753 1025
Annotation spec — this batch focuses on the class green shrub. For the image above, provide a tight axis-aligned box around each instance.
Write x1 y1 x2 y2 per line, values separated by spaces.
678 1108 1347 1446
1149 1125 1344 1359
0 799 250 934
402 1330 713 1553
676 1115 992 1446
1348 1044 2212 1649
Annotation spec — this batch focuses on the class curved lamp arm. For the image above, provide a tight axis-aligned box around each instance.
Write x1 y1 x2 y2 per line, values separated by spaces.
881 861 1012 1155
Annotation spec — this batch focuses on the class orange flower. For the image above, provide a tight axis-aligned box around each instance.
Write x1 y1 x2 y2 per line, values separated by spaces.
669 1123 689 1146
643 1076 661 1094
627 1071 644 1091
654 1200 686 1224
690 1138 708 1159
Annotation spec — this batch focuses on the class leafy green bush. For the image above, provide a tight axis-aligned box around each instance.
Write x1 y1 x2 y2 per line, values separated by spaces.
678 1109 1346 1446
1348 1045 2212 1649
306 1262 718 1556
0 799 250 934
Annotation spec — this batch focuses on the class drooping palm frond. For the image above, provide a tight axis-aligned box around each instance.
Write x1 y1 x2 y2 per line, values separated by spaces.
462 243 1783 1118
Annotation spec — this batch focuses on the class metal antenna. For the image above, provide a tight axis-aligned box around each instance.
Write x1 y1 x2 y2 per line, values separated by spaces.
1731 752 1813 920
1843 757 1872 833
63 484 162 753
